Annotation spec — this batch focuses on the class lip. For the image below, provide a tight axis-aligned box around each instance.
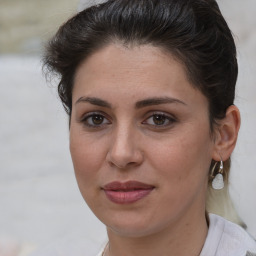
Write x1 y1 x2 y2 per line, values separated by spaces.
102 181 155 204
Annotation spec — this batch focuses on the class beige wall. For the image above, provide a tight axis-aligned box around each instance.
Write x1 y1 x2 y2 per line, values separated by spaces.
0 0 79 54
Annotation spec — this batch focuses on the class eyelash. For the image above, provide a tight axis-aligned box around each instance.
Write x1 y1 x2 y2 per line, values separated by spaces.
81 112 111 129
142 112 176 128
80 111 176 129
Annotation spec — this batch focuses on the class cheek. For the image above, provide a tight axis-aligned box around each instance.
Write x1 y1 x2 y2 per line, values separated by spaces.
69 128 107 191
143 129 213 222
147 124 213 189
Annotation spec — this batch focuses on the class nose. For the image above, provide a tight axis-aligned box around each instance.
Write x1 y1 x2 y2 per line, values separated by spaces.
106 125 144 169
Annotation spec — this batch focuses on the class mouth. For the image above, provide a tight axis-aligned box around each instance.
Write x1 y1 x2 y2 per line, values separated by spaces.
102 181 155 204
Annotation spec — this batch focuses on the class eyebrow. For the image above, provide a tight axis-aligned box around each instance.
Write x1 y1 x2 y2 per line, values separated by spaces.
75 97 112 108
75 96 186 108
135 97 187 108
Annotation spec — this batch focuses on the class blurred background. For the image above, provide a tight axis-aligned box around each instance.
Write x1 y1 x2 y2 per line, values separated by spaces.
0 0 255 255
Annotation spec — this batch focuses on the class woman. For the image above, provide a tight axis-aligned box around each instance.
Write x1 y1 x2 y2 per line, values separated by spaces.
43 0 256 255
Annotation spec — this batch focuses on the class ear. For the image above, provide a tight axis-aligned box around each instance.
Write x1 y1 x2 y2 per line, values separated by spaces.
212 105 241 161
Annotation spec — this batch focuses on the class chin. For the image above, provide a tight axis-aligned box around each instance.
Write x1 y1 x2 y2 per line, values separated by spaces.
107 223 157 238
102 212 168 238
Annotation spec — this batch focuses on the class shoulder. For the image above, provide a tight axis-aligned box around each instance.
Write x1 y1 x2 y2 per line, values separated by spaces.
202 214 256 256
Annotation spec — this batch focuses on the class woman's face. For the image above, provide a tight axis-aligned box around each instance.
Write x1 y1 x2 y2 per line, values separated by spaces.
70 44 216 237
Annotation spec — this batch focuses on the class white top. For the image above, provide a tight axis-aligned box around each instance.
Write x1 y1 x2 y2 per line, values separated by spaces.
97 214 256 256
30 214 256 256
200 214 256 256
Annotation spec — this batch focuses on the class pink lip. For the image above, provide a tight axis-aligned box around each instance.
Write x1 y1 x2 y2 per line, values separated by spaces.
102 181 155 204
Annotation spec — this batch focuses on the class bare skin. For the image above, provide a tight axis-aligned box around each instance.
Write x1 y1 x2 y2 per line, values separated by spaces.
70 44 240 256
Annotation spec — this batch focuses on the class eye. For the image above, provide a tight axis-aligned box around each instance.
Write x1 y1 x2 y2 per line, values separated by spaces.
143 112 176 127
81 112 111 128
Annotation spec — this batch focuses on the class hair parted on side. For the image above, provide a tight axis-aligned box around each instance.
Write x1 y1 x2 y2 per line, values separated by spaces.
44 0 237 123
43 0 241 223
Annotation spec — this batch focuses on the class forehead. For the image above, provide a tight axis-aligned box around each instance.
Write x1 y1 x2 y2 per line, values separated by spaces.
73 43 204 106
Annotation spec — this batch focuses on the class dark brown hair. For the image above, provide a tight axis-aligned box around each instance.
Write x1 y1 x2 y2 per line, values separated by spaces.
43 0 238 181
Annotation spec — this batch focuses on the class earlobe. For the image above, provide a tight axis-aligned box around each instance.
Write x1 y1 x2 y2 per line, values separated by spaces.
212 105 241 161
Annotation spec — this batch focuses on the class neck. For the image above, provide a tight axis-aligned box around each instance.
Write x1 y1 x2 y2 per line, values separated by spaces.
104 209 208 256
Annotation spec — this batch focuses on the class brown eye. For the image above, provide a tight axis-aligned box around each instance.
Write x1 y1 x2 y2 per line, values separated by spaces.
143 112 176 128
153 114 167 125
91 114 104 125
82 112 111 128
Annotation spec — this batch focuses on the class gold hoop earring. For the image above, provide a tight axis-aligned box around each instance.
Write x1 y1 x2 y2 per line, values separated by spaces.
211 158 224 190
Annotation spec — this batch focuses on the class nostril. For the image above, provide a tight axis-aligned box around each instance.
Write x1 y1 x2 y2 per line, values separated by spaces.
106 138 144 169
115 163 127 169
